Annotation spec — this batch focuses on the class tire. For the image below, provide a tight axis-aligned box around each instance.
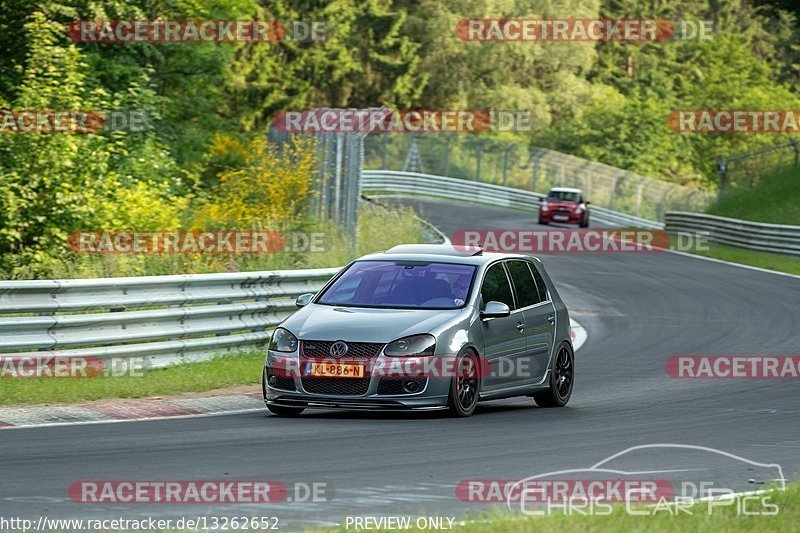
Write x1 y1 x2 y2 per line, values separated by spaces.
579 214 589 228
267 404 305 416
538 217 549 226
533 342 574 407
447 351 481 417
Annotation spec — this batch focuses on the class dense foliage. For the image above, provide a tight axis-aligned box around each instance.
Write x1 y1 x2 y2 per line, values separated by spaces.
1 0 798 276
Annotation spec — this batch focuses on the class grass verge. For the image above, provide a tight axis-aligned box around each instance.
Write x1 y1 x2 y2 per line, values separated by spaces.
322 485 798 533
668 234 800 275
707 166 800 224
4 203 426 279
0 352 263 406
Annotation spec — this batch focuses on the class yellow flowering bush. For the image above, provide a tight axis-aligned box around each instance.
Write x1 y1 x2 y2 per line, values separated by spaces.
195 136 317 230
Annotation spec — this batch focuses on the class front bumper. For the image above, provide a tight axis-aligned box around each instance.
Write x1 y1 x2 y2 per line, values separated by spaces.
266 396 448 411
540 211 583 224
263 351 452 410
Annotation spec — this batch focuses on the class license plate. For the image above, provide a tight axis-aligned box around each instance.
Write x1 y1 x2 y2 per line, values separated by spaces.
553 215 569 221
308 363 365 378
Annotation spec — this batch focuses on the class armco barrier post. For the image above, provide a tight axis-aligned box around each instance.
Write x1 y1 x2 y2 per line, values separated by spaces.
716 158 727 192
443 134 452 176
609 177 618 210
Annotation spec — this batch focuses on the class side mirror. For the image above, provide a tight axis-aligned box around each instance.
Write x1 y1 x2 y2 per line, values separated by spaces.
295 293 314 308
481 301 511 319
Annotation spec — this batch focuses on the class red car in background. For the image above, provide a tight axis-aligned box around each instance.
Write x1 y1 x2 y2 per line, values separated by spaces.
538 187 590 227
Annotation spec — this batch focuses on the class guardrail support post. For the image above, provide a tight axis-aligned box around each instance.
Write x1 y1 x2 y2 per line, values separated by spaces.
716 158 727 192
442 135 452 176
502 146 513 186
609 178 618 210
586 170 592 200
657 186 673 223
635 180 644 218
685 190 697 211
475 140 487 182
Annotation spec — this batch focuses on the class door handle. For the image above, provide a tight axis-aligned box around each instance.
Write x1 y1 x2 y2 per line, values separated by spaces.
547 315 555 324
516 322 525 331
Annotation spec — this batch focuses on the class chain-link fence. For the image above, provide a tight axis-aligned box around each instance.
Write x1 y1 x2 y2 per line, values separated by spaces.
365 133 714 222
270 111 373 238
716 140 799 191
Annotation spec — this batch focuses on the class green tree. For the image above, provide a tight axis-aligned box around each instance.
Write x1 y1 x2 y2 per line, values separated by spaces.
226 0 422 132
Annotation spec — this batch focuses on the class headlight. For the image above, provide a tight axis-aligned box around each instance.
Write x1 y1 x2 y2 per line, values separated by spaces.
384 334 436 356
269 327 299 353
540 203 549 212
575 206 583 214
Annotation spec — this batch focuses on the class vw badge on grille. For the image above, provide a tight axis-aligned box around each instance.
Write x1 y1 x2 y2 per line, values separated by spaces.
329 341 349 357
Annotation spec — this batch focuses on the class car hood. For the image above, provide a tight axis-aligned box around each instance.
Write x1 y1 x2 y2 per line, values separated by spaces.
281 304 466 342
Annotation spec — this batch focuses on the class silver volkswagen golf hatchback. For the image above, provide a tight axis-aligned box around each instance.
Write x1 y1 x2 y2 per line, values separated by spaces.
263 244 573 417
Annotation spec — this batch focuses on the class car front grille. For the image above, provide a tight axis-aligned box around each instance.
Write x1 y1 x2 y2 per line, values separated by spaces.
302 376 371 396
301 340 383 359
299 340 383 396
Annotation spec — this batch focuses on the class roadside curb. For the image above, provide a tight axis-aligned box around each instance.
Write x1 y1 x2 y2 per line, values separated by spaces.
0 393 265 430
570 317 588 352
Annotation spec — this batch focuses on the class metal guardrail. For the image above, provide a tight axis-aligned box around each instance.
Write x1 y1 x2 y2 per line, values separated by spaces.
665 212 800 256
0 268 340 366
716 139 799 190
365 134 713 220
362 170 665 229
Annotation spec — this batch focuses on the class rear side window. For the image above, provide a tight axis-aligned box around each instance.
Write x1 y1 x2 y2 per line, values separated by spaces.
506 260 540 308
480 263 514 309
529 263 549 302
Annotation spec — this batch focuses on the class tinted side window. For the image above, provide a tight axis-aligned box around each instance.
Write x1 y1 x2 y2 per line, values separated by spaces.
480 264 514 309
529 263 549 302
506 260 540 308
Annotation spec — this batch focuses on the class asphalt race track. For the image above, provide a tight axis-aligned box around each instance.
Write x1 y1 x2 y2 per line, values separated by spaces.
2 197 799 530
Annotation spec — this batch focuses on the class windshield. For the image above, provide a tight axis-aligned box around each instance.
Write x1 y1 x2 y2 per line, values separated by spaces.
317 260 476 309
547 191 581 203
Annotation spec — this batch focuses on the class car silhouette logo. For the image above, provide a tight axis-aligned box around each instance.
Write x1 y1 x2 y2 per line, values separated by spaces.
329 341 349 357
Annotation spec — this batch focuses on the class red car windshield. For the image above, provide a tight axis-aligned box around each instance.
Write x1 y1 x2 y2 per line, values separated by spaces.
318 260 476 309
547 191 581 203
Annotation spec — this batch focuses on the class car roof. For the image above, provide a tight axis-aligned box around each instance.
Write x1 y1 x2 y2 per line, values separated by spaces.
357 244 540 266
548 187 582 193
384 244 483 256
